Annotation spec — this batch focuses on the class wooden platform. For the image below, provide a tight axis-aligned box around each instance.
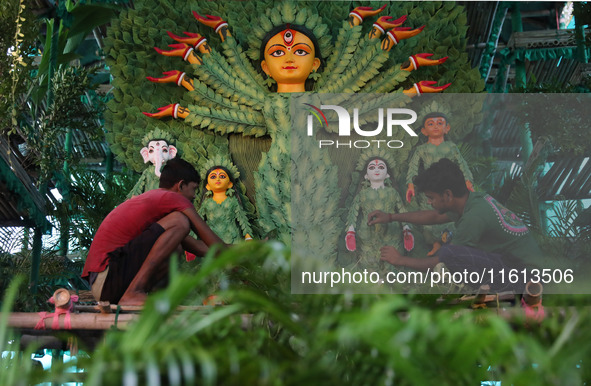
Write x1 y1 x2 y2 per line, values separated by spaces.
2 289 220 351
3 285 564 352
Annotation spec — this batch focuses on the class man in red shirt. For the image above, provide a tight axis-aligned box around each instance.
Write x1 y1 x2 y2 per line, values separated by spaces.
82 157 225 305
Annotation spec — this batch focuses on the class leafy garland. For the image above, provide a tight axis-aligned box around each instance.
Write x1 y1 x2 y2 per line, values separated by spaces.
141 128 176 147
200 153 240 181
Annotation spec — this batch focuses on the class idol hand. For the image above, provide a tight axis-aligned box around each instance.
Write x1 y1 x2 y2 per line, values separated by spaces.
401 53 448 71
349 5 387 26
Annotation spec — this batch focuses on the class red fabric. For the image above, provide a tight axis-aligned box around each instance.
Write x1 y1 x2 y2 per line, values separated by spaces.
82 189 193 278
35 295 79 330
521 297 545 323
403 230 414 252
185 251 197 262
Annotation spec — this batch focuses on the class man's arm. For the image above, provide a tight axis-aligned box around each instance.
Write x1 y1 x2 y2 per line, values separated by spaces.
182 207 226 246
181 236 210 257
368 209 451 226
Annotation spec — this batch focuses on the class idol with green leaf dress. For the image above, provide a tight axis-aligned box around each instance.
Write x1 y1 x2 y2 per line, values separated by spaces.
345 155 413 270
198 162 253 244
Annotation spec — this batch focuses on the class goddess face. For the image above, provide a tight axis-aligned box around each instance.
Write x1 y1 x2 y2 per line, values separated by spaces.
365 159 389 184
261 28 321 92
206 168 233 193
421 117 450 139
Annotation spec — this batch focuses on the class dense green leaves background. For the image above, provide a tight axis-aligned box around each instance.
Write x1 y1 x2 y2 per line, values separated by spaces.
2 242 591 385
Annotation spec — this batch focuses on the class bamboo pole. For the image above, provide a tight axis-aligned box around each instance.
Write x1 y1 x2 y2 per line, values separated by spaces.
5 310 252 331
523 281 543 306
4 312 138 330
454 305 579 322
73 304 213 314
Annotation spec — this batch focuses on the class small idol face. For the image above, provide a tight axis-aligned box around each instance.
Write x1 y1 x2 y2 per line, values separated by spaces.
148 140 172 161
261 29 321 87
365 159 389 183
421 117 450 139
207 168 233 193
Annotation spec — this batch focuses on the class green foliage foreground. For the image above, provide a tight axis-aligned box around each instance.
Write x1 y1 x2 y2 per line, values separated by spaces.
2 242 591 385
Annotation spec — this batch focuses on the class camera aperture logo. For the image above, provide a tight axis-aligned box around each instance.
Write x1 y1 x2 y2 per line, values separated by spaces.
304 103 329 130
305 104 418 149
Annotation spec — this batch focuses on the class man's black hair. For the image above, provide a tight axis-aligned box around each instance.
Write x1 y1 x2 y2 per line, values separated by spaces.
259 23 323 91
413 158 468 197
159 157 201 188
422 112 448 127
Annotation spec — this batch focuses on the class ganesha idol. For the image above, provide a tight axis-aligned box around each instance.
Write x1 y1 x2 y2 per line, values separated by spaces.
127 130 178 198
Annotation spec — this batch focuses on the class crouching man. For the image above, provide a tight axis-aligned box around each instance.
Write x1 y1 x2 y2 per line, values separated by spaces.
368 158 543 292
82 157 225 305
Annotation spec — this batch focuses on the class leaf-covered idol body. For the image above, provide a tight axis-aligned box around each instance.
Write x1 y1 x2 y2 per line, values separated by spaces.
199 161 254 244
104 1 484 260
346 156 412 270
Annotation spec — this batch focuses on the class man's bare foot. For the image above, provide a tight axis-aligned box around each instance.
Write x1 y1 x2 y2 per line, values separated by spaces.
118 291 147 306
